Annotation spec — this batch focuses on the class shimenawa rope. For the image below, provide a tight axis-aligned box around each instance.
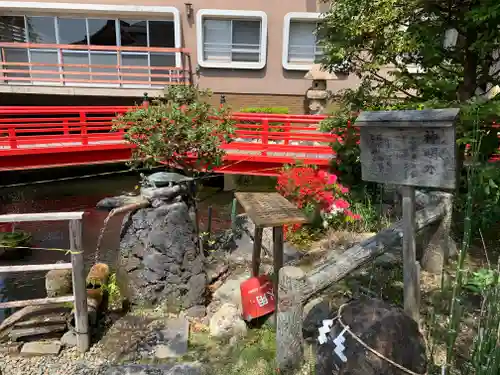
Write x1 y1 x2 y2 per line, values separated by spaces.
328 303 427 375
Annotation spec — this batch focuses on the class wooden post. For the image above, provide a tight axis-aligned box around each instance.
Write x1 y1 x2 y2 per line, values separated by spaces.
401 185 420 323
276 266 305 373
69 219 90 353
273 226 284 320
251 227 263 277
231 197 237 232
207 206 213 235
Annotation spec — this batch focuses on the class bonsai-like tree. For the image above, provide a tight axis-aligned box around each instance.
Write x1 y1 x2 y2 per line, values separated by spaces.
113 85 235 176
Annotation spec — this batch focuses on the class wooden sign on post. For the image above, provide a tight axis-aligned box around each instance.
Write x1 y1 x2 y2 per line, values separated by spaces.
355 108 459 323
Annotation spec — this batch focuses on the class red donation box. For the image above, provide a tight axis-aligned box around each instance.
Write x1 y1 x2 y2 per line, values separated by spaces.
240 274 275 321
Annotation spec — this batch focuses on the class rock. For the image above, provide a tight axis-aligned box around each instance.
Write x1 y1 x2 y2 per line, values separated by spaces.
100 314 156 362
209 303 247 339
237 215 302 263
116 199 207 310
0 305 71 341
0 342 21 354
45 268 73 297
13 313 67 328
212 272 249 308
302 297 331 338
152 317 189 359
315 298 427 375
9 324 66 341
103 363 203 375
20 341 62 356
60 330 77 347
184 305 206 318
184 274 207 308
143 252 170 274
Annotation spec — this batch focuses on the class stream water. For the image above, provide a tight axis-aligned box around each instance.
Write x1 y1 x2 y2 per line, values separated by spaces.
0 173 237 322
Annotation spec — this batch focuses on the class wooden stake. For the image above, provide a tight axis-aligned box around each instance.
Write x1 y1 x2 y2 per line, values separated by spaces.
273 226 284 324
276 266 305 373
252 227 263 277
231 197 237 233
401 185 420 322
69 219 89 353
207 206 213 235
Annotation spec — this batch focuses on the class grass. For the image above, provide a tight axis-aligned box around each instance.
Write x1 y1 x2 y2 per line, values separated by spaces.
185 325 317 375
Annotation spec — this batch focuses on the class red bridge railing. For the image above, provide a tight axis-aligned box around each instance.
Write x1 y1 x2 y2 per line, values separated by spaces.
0 106 337 174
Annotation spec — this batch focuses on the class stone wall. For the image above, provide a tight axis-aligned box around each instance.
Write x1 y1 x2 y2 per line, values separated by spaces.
117 199 206 310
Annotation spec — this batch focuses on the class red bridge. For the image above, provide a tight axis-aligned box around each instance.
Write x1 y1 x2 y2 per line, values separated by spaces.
0 106 336 176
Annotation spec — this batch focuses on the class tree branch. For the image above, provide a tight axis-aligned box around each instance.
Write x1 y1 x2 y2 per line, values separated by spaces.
354 56 419 99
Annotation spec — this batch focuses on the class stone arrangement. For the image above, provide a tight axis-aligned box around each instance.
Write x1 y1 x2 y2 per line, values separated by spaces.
97 173 207 311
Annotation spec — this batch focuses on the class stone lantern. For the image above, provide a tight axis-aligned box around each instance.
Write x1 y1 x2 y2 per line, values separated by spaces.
304 64 335 115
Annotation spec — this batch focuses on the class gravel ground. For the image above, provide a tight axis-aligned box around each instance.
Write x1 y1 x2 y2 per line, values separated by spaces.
0 344 110 375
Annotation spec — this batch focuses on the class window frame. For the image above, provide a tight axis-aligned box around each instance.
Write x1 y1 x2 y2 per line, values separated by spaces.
282 12 323 71
196 9 268 70
0 2 182 68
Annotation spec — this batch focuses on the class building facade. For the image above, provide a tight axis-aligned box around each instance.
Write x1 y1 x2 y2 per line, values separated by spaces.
0 0 360 111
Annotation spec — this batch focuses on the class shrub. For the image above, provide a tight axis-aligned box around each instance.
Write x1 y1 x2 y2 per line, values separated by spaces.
113 86 235 175
239 107 289 133
239 107 289 115
276 165 360 238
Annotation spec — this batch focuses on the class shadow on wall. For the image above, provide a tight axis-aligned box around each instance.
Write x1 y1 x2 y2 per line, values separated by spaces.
195 66 267 80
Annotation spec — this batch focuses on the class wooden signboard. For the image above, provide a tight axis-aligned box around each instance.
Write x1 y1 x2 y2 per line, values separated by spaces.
355 108 459 323
357 109 459 190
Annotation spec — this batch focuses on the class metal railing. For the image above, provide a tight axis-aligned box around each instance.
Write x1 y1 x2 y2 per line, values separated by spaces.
0 212 89 353
0 42 192 87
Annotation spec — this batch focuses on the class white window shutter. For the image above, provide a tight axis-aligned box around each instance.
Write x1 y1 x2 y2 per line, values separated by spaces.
203 19 231 62
288 21 316 64
231 20 260 62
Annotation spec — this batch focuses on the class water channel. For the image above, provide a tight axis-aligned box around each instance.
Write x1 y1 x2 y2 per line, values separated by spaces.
0 172 240 322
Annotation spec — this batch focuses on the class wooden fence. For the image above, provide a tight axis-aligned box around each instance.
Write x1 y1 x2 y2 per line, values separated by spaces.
276 191 449 371
0 212 89 353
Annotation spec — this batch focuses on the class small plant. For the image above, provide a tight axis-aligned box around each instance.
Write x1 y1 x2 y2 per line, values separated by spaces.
465 267 500 375
464 268 497 295
102 273 122 309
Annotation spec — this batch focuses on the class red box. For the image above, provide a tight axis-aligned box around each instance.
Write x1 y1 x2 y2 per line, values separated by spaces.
240 274 275 322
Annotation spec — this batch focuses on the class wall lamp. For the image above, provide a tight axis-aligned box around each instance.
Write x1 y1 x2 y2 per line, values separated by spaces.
185 3 193 20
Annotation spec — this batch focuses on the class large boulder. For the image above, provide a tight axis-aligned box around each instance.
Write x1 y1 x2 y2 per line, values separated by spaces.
116 199 206 310
316 298 427 375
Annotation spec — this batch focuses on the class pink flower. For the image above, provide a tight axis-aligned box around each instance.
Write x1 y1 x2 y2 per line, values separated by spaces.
339 185 349 194
318 170 327 180
326 173 338 184
333 199 350 210
353 214 362 220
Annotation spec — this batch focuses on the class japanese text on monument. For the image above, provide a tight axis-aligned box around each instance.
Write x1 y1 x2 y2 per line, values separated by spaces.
360 127 455 189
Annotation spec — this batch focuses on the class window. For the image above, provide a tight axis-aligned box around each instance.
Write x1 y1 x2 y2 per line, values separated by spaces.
196 9 267 69
0 5 181 86
282 12 323 71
